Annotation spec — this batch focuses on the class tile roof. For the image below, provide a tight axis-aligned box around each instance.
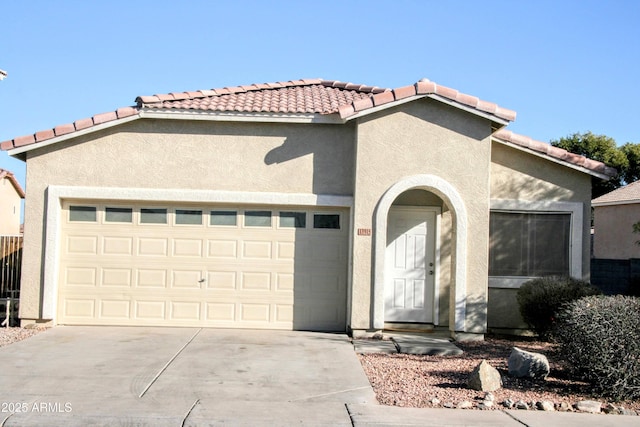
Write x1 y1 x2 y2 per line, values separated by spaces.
0 78 516 152
0 169 25 198
493 129 617 178
592 180 640 205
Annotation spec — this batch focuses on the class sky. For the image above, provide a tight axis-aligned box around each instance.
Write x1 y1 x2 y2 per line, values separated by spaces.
1 0 640 192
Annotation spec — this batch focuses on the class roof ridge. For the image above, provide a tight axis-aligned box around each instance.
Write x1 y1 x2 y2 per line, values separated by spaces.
337 78 517 122
493 129 618 178
135 78 388 107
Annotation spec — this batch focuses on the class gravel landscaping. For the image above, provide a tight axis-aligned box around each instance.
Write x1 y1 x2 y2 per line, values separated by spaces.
0 326 47 347
358 337 640 414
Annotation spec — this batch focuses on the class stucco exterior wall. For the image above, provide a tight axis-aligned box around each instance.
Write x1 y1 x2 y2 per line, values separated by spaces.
19 118 355 321
594 204 640 260
0 178 22 235
488 141 593 330
350 99 494 333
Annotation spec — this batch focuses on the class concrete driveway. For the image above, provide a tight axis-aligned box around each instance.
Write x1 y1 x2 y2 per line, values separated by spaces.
0 327 376 426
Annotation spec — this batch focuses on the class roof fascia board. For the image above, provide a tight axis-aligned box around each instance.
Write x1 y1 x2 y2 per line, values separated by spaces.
7 115 140 158
493 137 611 180
343 94 511 126
592 199 640 207
139 109 344 124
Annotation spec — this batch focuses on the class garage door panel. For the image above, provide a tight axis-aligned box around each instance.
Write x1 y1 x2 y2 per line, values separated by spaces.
58 203 348 330
102 268 132 287
242 240 272 259
138 238 169 256
206 271 237 289
100 300 131 319
207 240 238 258
137 269 168 288
67 235 98 255
103 237 133 255
171 270 204 288
134 300 166 320
65 267 97 287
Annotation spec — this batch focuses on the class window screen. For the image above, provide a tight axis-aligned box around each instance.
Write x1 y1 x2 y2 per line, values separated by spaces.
489 212 571 277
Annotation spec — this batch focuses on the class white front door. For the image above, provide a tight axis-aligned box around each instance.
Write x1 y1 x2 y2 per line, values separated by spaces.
385 207 437 323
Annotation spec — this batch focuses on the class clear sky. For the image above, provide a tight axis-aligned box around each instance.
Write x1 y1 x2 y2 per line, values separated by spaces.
1 0 639 191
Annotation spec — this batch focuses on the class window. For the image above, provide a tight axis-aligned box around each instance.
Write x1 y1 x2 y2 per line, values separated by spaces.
69 206 97 222
279 211 306 228
489 212 571 277
105 207 133 223
313 213 340 229
140 208 167 224
210 210 237 226
244 210 272 227
176 209 202 225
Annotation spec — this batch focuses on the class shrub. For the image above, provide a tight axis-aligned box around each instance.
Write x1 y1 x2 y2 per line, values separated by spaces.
516 276 600 340
554 295 640 401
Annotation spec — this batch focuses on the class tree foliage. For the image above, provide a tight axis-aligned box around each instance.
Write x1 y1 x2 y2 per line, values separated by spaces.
550 132 639 198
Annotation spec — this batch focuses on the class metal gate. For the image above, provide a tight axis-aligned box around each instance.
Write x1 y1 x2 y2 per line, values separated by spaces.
0 236 22 326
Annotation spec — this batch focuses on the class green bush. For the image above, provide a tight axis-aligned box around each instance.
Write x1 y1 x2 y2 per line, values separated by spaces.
554 295 640 401
516 276 600 340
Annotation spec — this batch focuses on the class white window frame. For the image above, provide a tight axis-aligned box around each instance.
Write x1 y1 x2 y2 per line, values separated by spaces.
489 199 583 289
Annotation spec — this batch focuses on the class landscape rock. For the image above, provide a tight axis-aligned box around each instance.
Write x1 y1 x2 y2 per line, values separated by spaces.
502 399 515 409
430 398 440 406
515 400 529 410
457 400 474 409
574 400 602 413
483 392 495 402
508 347 550 379
443 402 454 409
536 401 555 411
467 360 502 391
556 402 573 412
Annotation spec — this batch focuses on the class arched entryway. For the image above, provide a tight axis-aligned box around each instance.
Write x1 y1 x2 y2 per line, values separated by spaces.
372 175 468 333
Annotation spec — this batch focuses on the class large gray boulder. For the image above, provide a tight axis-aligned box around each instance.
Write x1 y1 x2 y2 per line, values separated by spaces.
467 360 502 391
508 347 550 379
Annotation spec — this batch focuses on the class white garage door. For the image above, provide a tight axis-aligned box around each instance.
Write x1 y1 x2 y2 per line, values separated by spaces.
57 201 348 331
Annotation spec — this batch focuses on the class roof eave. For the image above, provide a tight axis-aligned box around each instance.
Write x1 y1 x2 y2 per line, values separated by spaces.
592 199 640 207
138 109 344 124
492 137 613 180
7 115 141 159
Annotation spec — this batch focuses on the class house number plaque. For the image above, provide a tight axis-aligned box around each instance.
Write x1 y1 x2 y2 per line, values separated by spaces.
357 228 372 236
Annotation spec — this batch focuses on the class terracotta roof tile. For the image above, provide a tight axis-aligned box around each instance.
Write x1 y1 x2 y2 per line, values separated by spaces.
54 123 76 136
493 129 617 178
2 77 517 151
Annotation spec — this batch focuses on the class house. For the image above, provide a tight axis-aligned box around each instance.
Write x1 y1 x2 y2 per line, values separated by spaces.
592 180 640 260
0 168 25 235
0 78 616 339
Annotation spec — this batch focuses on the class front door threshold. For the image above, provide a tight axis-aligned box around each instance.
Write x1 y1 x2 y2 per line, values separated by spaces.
383 322 436 333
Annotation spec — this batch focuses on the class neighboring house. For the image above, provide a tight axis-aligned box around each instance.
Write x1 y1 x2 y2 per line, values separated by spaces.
0 78 615 338
592 180 640 260
0 168 25 235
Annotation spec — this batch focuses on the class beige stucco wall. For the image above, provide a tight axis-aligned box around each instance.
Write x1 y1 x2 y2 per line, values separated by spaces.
350 99 494 333
594 204 640 259
488 141 593 330
0 178 22 235
19 118 355 321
